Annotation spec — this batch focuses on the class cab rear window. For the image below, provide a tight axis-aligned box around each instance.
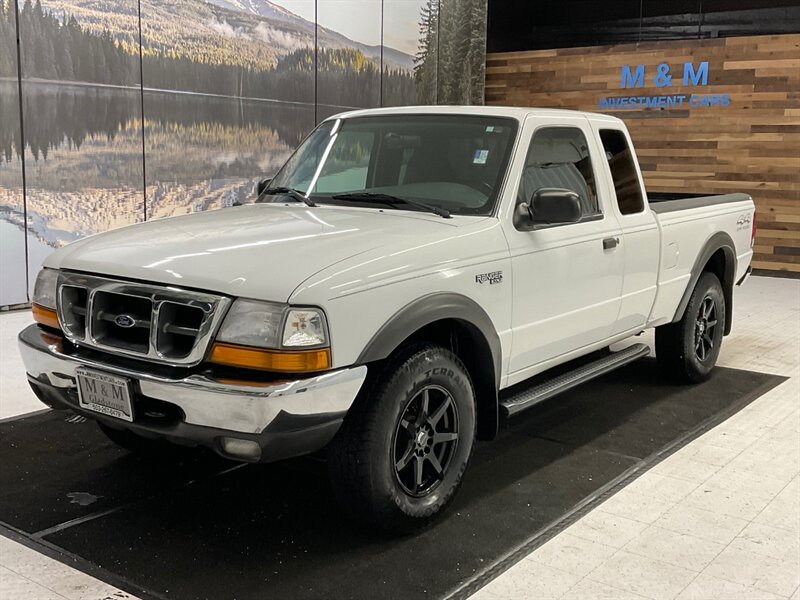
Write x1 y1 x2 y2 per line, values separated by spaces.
599 129 645 215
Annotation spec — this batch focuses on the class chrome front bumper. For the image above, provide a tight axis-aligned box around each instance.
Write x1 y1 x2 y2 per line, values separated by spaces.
18 324 367 462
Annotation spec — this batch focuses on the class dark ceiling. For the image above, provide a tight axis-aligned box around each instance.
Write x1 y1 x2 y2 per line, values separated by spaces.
487 0 800 52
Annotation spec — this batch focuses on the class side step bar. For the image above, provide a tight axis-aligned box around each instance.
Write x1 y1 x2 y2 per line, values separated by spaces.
500 343 650 418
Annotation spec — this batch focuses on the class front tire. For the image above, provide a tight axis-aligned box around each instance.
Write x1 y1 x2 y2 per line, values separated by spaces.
656 271 726 383
328 343 476 533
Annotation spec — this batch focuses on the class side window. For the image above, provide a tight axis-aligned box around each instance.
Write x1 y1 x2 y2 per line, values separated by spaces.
599 129 645 215
518 127 601 217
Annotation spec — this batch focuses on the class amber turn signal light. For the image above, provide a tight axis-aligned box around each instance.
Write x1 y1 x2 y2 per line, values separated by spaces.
32 303 61 330
209 343 331 373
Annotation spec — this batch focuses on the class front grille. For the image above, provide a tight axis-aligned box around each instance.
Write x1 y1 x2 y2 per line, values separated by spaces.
56 272 230 366
92 291 152 353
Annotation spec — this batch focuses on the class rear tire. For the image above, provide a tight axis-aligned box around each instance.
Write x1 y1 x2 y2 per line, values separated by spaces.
656 272 726 383
328 343 476 534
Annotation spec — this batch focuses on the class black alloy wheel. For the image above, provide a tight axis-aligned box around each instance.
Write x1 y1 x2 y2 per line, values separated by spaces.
656 271 726 383
328 342 476 533
694 295 719 362
392 385 459 497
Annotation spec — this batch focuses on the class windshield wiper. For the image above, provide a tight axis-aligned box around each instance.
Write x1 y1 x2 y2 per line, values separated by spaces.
331 192 451 219
257 186 317 207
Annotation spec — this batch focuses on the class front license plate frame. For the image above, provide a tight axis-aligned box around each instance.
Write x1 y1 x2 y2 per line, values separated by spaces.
75 367 134 422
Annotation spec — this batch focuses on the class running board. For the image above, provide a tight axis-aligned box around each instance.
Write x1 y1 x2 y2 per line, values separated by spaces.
500 343 651 418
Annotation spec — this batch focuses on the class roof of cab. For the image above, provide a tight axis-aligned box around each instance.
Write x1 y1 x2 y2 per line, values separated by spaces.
326 104 625 125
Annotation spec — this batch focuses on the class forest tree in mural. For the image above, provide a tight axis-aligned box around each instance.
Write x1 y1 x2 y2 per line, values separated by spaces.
12 0 414 106
0 1 17 80
0 3 20 165
415 0 438 103
14 0 139 84
415 0 487 105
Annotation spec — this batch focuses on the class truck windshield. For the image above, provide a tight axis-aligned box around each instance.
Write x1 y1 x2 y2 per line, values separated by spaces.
267 114 519 216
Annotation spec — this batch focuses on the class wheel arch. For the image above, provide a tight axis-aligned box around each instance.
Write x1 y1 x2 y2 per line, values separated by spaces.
672 232 736 335
356 293 501 441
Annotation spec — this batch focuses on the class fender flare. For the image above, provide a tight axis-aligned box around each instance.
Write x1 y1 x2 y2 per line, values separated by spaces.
357 292 502 386
672 231 737 335
356 293 502 440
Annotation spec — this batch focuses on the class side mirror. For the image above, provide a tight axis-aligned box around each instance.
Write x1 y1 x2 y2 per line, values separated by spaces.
527 188 582 227
256 177 272 196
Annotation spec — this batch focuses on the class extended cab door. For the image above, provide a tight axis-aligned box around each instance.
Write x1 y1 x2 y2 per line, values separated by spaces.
503 115 625 384
591 122 660 335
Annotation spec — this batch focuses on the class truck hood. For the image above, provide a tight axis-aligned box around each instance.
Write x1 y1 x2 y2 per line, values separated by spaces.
48 204 472 301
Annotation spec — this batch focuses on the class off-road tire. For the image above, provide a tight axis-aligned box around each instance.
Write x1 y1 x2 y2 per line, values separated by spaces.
656 272 726 383
328 343 476 534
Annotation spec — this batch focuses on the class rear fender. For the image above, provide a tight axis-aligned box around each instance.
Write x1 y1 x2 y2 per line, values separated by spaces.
672 232 736 335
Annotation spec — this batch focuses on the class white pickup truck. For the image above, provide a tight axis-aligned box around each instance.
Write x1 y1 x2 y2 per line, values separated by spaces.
20 106 755 532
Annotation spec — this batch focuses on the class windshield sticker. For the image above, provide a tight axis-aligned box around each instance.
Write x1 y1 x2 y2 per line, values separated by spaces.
473 149 489 164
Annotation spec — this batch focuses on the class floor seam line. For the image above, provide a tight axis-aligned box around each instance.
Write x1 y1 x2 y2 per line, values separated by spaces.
529 435 645 464
0 407 51 424
675 568 704 600
2 564 73 600
446 456 653 600
0 526 165 600
620 533 718 575
582 558 661 600
746 473 799 528
30 462 248 539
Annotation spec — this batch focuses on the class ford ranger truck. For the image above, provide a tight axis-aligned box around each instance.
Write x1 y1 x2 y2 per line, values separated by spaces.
20 107 755 532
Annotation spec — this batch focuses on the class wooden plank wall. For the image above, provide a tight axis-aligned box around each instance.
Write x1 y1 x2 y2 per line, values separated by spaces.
485 34 800 274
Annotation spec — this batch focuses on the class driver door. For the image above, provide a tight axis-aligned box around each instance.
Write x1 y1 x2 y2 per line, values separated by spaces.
505 115 625 383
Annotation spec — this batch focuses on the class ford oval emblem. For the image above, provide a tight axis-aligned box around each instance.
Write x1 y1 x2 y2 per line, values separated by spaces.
114 314 136 329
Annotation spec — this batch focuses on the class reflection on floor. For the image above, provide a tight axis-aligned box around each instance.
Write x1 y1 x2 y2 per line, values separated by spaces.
0 276 797 600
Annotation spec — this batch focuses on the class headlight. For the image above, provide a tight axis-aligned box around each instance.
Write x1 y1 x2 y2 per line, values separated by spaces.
210 300 331 372
33 268 59 309
216 300 329 349
216 299 286 348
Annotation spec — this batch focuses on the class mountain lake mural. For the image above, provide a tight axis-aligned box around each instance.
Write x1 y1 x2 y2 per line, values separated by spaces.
0 0 488 306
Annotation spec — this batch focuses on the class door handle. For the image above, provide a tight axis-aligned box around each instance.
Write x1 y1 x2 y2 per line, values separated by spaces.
603 237 620 250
